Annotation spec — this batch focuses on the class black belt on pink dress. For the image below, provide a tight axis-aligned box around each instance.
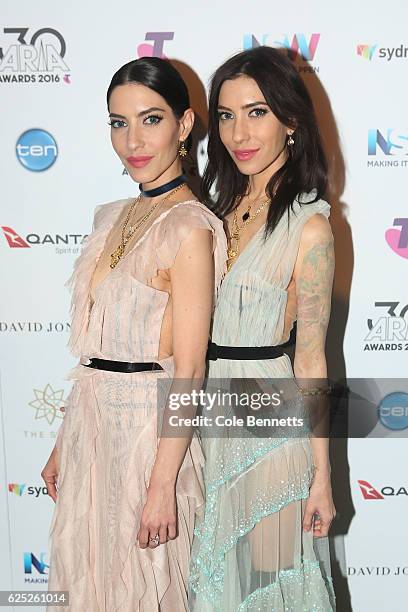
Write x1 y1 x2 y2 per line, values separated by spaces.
84 325 296 370
84 358 164 372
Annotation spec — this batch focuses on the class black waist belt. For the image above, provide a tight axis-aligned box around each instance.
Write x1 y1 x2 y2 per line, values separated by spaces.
207 342 285 361
207 321 296 361
84 358 164 373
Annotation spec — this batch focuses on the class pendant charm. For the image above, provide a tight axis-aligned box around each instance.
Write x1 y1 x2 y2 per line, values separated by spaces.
226 247 238 271
242 211 250 221
110 244 125 269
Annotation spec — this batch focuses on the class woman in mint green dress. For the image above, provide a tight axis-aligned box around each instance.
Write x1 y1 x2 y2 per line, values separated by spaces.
189 47 336 611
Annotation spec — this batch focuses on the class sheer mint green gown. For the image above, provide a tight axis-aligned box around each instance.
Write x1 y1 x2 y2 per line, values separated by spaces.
189 196 336 611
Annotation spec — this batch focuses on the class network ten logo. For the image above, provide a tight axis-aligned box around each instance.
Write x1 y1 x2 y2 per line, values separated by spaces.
378 392 408 431
24 552 49 583
358 479 408 500
243 33 321 72
364 301 408 351
16 129 58 172
367 128 408 168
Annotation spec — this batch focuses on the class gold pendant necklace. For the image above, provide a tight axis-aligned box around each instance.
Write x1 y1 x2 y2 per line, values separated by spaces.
226 197 269 272
110 182 185 269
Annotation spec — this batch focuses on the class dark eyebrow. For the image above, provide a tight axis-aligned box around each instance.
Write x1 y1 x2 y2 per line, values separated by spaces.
109 107 166 119
217 101 269 111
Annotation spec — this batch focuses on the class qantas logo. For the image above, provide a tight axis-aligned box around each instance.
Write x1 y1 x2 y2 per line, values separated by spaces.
1 226 30 248
358 479 408 499
1 225 87 248
358 480 384 499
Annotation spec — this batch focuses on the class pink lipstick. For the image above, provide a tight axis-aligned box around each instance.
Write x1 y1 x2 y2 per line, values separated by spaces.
233 149 260 162
126 156 154 168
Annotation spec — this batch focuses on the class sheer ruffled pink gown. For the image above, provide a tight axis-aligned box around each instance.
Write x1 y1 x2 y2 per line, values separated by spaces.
47 199 227 611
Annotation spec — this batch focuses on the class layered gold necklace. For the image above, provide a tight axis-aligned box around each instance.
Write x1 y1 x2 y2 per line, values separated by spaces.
226 196 269 272
110 182 185 269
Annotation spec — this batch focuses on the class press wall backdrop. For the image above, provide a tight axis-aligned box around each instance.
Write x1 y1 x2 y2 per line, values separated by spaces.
1 1 407 611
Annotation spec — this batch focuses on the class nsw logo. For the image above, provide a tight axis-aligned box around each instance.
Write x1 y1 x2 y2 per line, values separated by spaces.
16 129 58 172
24 552 49 583
243 33 320 70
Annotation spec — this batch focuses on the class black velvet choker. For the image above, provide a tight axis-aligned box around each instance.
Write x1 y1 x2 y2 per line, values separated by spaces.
139 174 186 198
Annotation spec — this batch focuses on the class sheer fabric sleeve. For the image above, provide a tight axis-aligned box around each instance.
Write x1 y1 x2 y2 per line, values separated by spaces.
156 203 227 302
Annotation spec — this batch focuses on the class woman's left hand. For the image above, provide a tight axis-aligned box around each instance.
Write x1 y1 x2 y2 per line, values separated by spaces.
303 470 336 537
137 482 177 549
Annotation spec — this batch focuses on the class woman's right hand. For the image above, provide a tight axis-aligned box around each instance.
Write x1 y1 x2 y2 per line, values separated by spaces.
41 445 59 503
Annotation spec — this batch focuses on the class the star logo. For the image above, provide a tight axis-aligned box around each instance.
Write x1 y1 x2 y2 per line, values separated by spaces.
28 384 65 425
1 226 30 248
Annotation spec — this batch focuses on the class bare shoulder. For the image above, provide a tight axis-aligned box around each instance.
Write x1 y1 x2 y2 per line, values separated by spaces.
294 213 335 280
300 213 333 247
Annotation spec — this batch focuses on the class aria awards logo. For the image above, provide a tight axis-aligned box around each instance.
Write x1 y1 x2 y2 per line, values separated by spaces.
0 27 71 84
364 300 408 351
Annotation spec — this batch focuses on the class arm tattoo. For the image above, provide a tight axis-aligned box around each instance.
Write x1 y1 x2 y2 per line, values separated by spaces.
296 238 335 359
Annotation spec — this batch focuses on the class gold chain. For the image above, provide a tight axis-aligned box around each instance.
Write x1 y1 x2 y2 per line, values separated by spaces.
226 197 269 271
110 182 185 269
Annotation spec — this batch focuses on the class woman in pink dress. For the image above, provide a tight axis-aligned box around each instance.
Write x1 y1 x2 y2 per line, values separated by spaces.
41 57 227 611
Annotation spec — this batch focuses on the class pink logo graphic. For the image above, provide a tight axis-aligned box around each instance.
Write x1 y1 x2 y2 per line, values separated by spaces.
63 74 71 84
358 480 384 500
1 226 30 248
385 218 408 259
357 44 377 60
137 32 174 59
275 33 320 61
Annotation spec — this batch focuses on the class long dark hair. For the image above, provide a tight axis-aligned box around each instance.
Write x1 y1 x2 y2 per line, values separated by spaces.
107 56 192 150
202 46 328 236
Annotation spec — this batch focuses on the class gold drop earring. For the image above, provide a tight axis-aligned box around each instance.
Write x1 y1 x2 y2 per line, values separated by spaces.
178 141 187 157
287 133 295 146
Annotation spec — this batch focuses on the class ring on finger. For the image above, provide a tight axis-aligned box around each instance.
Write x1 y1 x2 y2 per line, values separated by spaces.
149 534 159 546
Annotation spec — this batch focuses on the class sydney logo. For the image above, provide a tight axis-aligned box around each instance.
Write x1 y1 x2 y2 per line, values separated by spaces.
357 44 377 60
